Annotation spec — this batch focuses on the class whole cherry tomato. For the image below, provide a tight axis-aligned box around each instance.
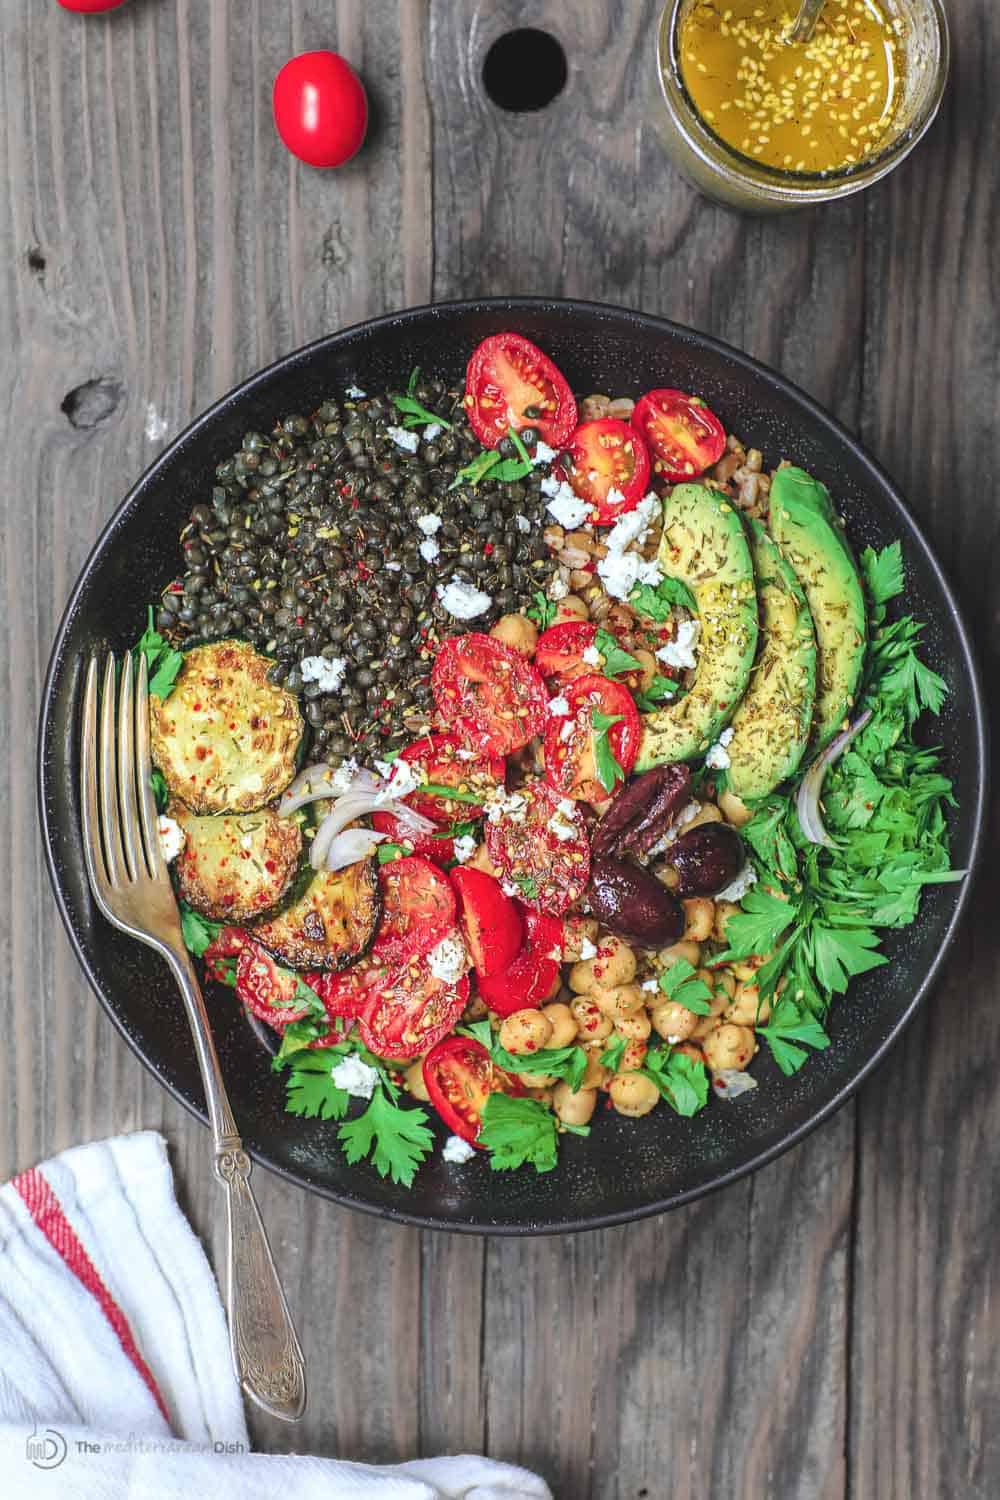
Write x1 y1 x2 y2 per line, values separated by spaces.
57 0 128 10
272 50 368 169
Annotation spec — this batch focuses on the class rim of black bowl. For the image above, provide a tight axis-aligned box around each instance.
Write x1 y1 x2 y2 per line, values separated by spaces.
37 296 989 1235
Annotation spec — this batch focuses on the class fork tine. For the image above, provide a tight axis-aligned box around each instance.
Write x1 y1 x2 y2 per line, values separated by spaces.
80 657 112 901
99 655 127 887
135 654 167 879
117 652 142 881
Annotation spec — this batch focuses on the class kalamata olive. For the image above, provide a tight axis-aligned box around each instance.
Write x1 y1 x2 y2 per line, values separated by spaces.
589 857 685 947
666 824 744 897
592 763 692 860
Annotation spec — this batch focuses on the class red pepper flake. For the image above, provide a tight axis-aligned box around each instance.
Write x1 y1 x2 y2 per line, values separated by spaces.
357 563 371 581
350 497 360 510
483 542 495 556
193 702 202 711
168 581 184 592
264 860 277 874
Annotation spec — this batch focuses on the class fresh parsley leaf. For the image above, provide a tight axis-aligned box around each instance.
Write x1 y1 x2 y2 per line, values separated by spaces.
634 674 676 712
807 921 888 994
629 576 698 619
716 886 800 963
272 1017 332 1065
149 647 185 700
657 958 714 1015
377 842 407 864
595 628 642 680
438 819 478 841
526 591 557 628
179 905 221 958
458 1018 495 1050
338 1087 435 1187
284 1052 351 1121
133 605 184 700
477 1093 560 1174
640 1048 710 1117
512 872 539 900
150 767 169 813
739 795 799 884
757 1001 830 1076
592 709 626 794
860 541 904 618
390 392 452 431
598 1036 627 1072
559 1121 591 1137
490 428 534 483
492 1042 589 1092
289 975 327 1022
450 450 502 489
406 365 421 396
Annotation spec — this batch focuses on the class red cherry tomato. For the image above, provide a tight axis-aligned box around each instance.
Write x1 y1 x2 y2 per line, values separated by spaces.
422 1036 526 1144
450 867 523 978
307 958 383 1025
370 811 454 867
371 856 456 968
631 390 726 484
432 633 548 757
543 674 641 803
563 419 651 524
57 0 127 10
359 970 469 1061
396 731 505 824
234 940 310 1029
477 907 564 1017
484 777 590 917
534 621 598 680
272 51 368 169
464 333 577 450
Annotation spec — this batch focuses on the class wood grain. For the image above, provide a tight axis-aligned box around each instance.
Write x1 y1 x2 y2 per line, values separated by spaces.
0 0 995 1494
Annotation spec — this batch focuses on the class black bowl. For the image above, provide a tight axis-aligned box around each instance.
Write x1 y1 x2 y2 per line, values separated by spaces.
38 298 987 1234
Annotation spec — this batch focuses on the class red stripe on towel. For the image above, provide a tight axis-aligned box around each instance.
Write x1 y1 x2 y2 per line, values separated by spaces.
12 1165 171 1426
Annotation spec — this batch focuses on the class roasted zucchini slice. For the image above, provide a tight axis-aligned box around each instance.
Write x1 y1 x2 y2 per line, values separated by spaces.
169 800 306 924
150 640 303 814
250 858 381 972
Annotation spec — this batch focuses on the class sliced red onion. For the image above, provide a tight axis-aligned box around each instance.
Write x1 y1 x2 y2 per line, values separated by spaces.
279 762 381 816
310 793 435 870
390 801 436 835
796 708 873 847
324 827 388 871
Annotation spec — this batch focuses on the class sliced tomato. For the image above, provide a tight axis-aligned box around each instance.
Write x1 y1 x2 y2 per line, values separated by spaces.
307 957 385 1022
563 418 651 525
359 968 469 1061
203 925 250 960
371 856 456 967
534 621 598 680
477 906 564 1017
422 1035 527 1145
450 866 523 978
631 389 726 483
432 633 548 756
370 811 454 866
484 776 590 916
465 332 577 450
235 940 309 1028
396 731 505 824
543 674 640 802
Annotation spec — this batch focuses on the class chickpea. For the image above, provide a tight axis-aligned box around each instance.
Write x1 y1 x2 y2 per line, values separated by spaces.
580 1046 610 1090
684 802 724 830
609 1072 659 1117
553 1083 598 1126
718 789 752 828
490 613 538 655
553 594 589 625
569 934 635 992
725 982 771 1027
518 1074 557 1093
732 953 769 983
690 990 729 1041
682 898 715 943
499 1008 554 1056
562 913 600 962
618 1038 648 1072
632 648 658 691
703 1023 757 1073
592 982 645 1020
657 939 701 970
404 1059 430 1101
714 968 737 1000
673 1041 705 1066
713 900 741 944
650 999 699 1043
614 1008 652 1041
541 1002 577 1048
570 998 614 1042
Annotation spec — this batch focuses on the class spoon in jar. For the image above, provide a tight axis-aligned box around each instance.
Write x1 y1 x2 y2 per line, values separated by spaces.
785 0 826 44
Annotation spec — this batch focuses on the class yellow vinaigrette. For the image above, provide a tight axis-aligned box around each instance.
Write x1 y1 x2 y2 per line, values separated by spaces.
678 0 905 174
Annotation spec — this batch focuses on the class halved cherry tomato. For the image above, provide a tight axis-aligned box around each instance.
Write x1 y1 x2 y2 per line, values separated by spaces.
57 0 127 10
272 51 368 169
432 633 548 756
465 333 577 450
307 957 383 1023
396 731 505 824
563 418 651 525
477 907 564 1017
370 811 454 866
359 969 469 1061
235 940 310 1028
422 1035 526 1144
631 389 726 483
450 867 523 978
534 621 598 680
484 777 590 916
371 856 456 967
543 674 640 803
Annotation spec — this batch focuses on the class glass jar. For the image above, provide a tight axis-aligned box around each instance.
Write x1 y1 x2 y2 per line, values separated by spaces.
651 0 949 212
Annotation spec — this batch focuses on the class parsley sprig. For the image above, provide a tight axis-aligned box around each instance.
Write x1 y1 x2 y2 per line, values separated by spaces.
390 392 453 432
629 575 697 619
451 427 536 489
656 958 714 1016
633 673 676 712
526 591 557 628
477 1093 563 1173
133 606 184 699
594 628 642 681
640 1047 710 1117
591 709 626 794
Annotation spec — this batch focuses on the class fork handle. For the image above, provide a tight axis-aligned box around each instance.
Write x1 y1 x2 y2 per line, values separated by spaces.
165 948 306 1422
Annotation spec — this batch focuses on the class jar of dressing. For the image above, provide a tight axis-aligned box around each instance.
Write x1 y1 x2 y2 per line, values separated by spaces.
651 0 949 211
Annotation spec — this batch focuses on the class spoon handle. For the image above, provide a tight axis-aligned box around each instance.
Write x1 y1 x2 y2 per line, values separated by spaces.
787 0 826 44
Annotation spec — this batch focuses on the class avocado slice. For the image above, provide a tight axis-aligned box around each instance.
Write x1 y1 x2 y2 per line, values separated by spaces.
725 521 818 801
768 467 867 751
635 483 758 769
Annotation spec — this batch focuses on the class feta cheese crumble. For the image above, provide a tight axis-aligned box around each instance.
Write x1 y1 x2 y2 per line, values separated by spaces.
580 936 599 961
547 801 579 842
452 834 478 864
712 1069 759 1100
543 479 591 530
704 726 735 771
532 439 558 467
331 1054 379 1100
548 576 570 600
345 384 366 399
443 1134 478 1164
157 816 185 863
581 645 602 666
641 977 660 993
455 747 477 761
387 425 420 454
419 537 440 564
715 863 758 903
300 655 348 693
422 423 443 441
515 514 532 534
656 617 701 671
415 512 442 536
484 787 529 824
602 493 660 554
596 550 662 602
328 757 360 795
386 560 401 571
373 758 421 801
547 695 570 718
427 931 469 984
437 577 493 619
643 800 702 859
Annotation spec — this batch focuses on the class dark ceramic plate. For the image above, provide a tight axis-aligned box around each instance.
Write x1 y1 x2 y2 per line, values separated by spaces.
38 298 987 1234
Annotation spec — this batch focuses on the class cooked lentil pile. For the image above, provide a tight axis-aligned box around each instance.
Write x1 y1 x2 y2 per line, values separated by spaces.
160 382 558 766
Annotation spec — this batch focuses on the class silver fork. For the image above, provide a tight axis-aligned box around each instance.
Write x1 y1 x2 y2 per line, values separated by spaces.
79 651 306 1423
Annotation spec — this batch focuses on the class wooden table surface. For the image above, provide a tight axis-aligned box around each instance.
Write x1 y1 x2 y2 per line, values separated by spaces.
2 3 997 1495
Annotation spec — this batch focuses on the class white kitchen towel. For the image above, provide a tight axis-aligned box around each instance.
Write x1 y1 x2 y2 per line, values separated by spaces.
0 1132 552 1499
